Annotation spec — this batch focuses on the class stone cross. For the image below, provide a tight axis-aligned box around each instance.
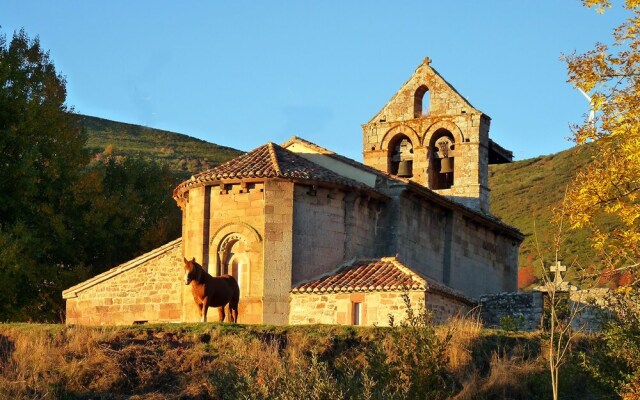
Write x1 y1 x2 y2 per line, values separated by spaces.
549 260 567 284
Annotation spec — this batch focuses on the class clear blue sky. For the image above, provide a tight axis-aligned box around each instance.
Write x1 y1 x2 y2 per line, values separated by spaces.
2 1 627 161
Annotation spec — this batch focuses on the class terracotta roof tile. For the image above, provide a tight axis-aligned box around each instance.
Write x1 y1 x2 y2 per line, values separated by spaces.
281 136 404 183
174 142 375 198
291 257 425 294
291 257 476 303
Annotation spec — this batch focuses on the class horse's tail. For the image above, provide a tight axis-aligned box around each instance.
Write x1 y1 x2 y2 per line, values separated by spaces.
231 277 240 304
229 277 240 323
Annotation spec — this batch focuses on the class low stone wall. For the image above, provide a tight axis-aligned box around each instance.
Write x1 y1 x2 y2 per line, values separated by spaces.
480 292 544 331
569 289 609 332
480 289 608 332
64 239 183 326
427 291 474 324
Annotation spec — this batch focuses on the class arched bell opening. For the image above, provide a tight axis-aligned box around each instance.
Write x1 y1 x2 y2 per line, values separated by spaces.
429 129 455 190
387 134 414 178
414 85 430 118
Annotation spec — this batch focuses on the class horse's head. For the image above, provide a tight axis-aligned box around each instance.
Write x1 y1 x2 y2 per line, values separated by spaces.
183 257 200 285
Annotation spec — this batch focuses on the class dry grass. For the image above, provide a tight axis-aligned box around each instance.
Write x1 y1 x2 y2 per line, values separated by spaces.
453 350 544 400
0 319 609 400
443 310 484 373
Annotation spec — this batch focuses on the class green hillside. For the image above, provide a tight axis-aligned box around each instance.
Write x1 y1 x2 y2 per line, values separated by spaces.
78 115 243 179
489 144 602 289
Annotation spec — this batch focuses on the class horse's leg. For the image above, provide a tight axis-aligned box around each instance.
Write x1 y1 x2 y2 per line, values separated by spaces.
201 297 208 323
230 305 238 323
229 301 238 323
195 300 204 321
218 306 226 322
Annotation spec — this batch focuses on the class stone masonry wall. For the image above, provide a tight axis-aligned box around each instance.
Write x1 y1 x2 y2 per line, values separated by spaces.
292 186 347 284
290 290 470 327
427 292 473 324
65 240 183 326
262 180 294 325
345 193 385 260
480 292 544 331
449 213 519 298
481 290 607 332
182 185 208 323
181 181 265 324
362 60 490 212
207 182 265 324
289 290 425 326
394 194 448 283
292 185 382 285
392 192 518 299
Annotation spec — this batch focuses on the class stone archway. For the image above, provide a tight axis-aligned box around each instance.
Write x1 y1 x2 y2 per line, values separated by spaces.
209 222 262 298
380 125 421 177
218 234 251 295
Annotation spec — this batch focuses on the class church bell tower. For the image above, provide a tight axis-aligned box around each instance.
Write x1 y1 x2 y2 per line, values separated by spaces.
362 58 491 212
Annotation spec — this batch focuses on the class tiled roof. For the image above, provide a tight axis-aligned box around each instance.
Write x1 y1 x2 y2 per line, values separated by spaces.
174 142 375 198
292 257 425 293
281 136 404 183
291 257 474 303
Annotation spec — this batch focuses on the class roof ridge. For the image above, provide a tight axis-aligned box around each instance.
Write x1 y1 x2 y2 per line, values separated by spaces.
291 257 427 294
173 140 387 201
290 256 476 304
282 136 403 183
290 257 358 289
389 258 427 287
283 136 335 155
267 142 282 175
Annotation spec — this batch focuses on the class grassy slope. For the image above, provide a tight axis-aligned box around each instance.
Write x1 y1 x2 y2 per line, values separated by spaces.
78 114 243 179
0 322 610 399
489 144 603 288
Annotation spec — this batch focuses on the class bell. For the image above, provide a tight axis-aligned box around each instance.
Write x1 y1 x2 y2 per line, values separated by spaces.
439 157 453 174
397 160 413 177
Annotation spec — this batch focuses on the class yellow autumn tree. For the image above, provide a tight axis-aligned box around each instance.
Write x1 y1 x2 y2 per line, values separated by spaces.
564 0 640 276
564 3 640 399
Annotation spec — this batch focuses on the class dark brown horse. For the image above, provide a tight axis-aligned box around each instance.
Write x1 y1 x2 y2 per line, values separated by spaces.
183 257 240 323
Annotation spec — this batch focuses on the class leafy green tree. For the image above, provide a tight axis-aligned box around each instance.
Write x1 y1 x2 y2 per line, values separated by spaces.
0 29 88 321
74 153 181 275
0 29 181 321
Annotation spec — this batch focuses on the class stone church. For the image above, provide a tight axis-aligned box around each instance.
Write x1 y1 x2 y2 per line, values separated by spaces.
63 59 523 326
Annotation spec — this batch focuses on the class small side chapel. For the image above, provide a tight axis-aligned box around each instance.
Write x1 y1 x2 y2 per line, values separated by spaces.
63 59 523 326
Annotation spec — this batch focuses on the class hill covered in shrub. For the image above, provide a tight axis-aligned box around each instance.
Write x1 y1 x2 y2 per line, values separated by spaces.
79 115 243 179
488 144 611 289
